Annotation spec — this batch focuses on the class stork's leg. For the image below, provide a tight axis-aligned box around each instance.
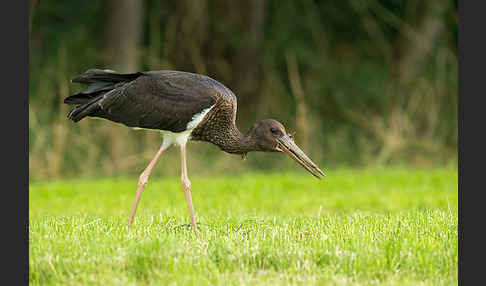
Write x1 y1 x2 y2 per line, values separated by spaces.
180 144 198 234
127 143 169 228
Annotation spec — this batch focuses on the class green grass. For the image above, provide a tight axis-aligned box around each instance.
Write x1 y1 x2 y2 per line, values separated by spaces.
29 168 457 285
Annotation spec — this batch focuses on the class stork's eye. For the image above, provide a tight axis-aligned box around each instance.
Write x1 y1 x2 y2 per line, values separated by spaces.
270 127 278 134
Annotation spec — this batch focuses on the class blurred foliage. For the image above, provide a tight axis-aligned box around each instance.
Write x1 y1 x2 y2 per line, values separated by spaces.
29 0 457 180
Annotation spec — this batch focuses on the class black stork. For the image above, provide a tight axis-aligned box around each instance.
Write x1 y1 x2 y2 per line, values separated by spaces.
64 69 325 234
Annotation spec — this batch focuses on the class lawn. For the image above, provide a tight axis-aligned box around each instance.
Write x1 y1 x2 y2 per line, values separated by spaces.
29 168 458 285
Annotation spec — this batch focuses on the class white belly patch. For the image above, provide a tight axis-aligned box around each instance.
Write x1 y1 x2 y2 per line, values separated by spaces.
159 104 215 148
131 104 215 148
186 105 215 130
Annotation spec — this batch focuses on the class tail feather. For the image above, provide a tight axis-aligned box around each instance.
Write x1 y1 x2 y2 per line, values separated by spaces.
71 69 142 84
65 68 143 122
67 96 103 122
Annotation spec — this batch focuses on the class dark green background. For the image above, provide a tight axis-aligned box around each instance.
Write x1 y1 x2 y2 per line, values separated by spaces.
29 0 457 180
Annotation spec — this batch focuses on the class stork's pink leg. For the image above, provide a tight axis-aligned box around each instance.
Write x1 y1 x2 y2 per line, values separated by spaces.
127 144 168 228
180 144 198 235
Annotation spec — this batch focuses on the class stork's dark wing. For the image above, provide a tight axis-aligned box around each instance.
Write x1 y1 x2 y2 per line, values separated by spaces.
67 70 226 133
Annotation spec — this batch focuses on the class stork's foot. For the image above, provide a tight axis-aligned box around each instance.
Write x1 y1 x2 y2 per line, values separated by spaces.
174 222 203 232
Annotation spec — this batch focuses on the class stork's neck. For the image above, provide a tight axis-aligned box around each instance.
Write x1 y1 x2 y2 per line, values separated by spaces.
216 125 259 155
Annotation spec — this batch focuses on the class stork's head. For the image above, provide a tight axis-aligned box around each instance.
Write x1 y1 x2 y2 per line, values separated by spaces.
247 119 325 179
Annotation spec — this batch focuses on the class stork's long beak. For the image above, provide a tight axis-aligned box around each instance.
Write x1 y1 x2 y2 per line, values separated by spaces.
277 135 325 179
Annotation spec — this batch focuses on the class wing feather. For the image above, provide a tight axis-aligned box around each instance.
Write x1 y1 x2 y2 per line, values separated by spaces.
95 71 220 133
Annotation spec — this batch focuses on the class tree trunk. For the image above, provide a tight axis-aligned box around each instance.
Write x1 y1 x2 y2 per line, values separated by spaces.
104 0 144 73
286 51 310 153
234 0 266 121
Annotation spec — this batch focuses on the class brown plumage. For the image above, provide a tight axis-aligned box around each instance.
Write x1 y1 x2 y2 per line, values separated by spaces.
64 69 325 234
